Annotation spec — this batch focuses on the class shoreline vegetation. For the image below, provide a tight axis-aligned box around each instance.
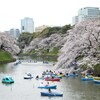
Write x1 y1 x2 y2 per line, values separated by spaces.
0 49 100 77
19 47 59 62
0 50 16 64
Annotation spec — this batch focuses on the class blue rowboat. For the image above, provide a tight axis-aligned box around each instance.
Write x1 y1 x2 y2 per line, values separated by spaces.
38 85 57 89
2 76 14 84
65 73 78 77
94 80 100 84
54 76 62 79
45 73 56 76
44 75 62 79
81 78 94 81
41 92 63 96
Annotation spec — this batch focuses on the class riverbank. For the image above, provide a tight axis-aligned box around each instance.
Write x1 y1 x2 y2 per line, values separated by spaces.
0 50 16 64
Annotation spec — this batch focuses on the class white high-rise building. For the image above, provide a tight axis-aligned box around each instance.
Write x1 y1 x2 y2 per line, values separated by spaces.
72 7 100 25
21 17 34 33
78 7 100 22
9 29 20 39
72 16 78 25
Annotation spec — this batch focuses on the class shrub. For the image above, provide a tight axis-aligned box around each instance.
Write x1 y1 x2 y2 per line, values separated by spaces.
93 64 100 76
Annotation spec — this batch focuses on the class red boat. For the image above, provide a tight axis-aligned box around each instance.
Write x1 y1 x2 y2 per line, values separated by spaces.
45 77 60 81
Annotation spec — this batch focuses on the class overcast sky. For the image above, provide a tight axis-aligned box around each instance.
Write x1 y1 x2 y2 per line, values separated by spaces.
0 0 100 32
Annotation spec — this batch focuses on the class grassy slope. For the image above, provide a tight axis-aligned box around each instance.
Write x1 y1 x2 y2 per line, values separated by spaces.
0 50 15 63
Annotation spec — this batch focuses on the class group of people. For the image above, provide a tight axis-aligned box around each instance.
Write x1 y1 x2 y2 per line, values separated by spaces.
40 81 52 93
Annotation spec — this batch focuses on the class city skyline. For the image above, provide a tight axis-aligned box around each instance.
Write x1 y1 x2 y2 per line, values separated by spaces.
0 0 100 32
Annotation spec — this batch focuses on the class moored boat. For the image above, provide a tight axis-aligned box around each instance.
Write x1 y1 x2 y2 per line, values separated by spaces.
44 75 62 79
57 74 65 77
41 92 63 96
24 73 33 79
65 73 78 77
93 77 100 80
94 80 100 84
38 85 57 89
81 77 94 81
54 75 62 79
45 78 60 81
2 76 14 84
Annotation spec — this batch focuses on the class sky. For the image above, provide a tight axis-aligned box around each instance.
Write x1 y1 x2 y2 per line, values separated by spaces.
0 0 100 32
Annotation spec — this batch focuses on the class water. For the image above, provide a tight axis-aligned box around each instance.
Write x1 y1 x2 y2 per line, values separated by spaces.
0 61 100 100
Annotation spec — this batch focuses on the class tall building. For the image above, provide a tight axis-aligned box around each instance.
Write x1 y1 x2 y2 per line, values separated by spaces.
21 17 34 33
9 28 20 39
72 7 100 25
72 16 78 25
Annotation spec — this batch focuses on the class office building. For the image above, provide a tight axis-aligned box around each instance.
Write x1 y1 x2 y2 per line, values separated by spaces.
21 17 34 33
72 16 78 25
9 29 20 39
72 7 100 25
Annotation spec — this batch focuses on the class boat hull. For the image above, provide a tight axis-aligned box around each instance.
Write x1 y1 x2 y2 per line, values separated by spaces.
2 76 14 84
93 77 100 80
24 77 33 79
41 92 63 96
65 73 78 77
38 85 57 89
81 78 94 81
45 78 60 81
2 81 14 84
94 80 100 84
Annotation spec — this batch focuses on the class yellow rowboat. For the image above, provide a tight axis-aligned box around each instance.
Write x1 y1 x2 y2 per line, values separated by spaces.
93 77 100 80
57 74 65 77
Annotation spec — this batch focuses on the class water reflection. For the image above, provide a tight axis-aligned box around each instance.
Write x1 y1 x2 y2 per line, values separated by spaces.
0 63 16 73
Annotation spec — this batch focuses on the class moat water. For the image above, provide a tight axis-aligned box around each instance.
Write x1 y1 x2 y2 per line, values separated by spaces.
0 60 100 100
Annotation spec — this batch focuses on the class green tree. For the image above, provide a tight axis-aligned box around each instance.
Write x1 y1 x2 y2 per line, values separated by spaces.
37 27 61 38
59 24 72 34
93 64 100 76
18 32 33 49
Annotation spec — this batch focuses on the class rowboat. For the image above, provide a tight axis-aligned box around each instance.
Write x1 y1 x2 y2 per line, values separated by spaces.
38 85 57 89
94 80 100 84
2 76 14 84
65 73 78 77
41 92 63 96
93 77 100 80
81 77 94 81
45 78 60 81
24 73 33 79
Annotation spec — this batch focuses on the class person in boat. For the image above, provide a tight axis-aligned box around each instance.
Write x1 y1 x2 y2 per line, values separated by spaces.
52 76 54 79
50 75 54 79
73 72 75 75
41 82 43 84
60 72 62 75
36 75 39 79
46 82 49 86
46 70 48 72
40 82 44 86
66 73 68 76
42 71 46 75
48 88 52 93
27 73 32 76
